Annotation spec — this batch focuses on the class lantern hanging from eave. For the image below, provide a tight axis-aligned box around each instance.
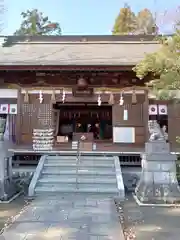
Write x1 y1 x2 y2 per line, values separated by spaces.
77 77 87 88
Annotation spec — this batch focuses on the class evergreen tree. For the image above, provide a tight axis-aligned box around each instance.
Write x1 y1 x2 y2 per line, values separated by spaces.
112 3 137 35
133 30 180 96
14 9 61 36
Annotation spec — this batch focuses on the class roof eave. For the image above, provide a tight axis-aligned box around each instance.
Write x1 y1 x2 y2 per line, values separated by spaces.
0 64 135 71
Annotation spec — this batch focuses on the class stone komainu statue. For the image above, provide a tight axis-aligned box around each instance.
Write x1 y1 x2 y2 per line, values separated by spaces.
148 120 166 141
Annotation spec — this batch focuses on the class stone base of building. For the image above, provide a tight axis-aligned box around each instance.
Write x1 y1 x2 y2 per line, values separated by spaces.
135 141 180 204
135 181 180 204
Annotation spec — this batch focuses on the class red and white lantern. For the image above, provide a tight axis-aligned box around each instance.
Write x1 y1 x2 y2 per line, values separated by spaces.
0 104 9 114
9 104 17 114
148 104 158 115
158 105 167 115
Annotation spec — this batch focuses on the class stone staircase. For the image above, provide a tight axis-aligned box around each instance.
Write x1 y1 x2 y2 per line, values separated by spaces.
28 154 124 200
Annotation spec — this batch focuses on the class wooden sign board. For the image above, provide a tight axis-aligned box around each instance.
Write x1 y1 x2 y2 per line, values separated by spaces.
79 142 93 151
73 87 93 97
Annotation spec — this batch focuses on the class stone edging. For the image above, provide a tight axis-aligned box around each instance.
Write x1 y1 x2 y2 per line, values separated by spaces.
133 193 180 207
0 191 23 204
114 156 125 200
28 155 47 197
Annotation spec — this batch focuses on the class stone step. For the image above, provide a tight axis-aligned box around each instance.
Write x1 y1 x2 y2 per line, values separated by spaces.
44 160 114 166
36 182 117 189
35 186 119 195
38 177 117 184
46 156 114 161
44 163 115 168
41 173 116 179
43 166 115 172
42 169 115 175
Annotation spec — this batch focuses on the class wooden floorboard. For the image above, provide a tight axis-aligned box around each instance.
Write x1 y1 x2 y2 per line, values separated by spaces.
8 142 144 154
8 142 180 154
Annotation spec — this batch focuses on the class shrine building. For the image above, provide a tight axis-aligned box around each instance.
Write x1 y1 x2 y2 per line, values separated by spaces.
0 35 179 160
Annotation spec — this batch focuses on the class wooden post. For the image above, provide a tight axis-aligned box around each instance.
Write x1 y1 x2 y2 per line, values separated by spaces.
143 90 149 142
16 88 22 144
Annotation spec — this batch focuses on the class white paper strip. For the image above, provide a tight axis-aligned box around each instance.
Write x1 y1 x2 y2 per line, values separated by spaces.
158 105 167 115
123 109 128 120
149 104 158 115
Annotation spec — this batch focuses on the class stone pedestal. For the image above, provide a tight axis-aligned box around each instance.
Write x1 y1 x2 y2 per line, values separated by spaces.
135 141 180 203
0 140 14 200
0 141 8 200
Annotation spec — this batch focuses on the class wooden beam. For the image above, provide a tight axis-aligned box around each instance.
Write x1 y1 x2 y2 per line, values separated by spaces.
0 65 134 71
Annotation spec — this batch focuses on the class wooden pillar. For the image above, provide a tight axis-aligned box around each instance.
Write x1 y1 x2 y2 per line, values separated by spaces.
168 102 180 149
143 90 149 142
16 88 22 144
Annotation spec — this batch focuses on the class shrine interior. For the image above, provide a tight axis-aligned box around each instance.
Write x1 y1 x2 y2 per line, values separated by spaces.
53 103 112 142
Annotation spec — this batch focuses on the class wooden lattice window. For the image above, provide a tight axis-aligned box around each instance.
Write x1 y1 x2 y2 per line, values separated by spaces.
36 104 53 128
21 103 35 134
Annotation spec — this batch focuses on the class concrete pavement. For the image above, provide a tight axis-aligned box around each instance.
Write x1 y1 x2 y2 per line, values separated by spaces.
0 194 124 240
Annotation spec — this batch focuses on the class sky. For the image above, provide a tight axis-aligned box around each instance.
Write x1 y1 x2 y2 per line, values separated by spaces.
3 0 180 35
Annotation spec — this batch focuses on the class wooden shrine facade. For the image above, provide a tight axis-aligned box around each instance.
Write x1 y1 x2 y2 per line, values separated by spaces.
0 35 179 152
7 69 148 146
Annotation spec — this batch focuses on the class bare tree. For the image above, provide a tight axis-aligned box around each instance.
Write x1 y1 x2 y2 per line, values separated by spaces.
0 0 5 33
154 5 180 34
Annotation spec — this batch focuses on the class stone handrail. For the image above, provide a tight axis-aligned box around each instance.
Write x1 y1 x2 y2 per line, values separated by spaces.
114 156 125 201
28 155 47 197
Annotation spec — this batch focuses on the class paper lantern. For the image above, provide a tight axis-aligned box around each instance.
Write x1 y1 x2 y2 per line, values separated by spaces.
149 105 158 115
158 105 167 115
9 104 17 114
77 78 87 87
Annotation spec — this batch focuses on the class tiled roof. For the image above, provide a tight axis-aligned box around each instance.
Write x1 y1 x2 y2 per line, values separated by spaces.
0 36 160 66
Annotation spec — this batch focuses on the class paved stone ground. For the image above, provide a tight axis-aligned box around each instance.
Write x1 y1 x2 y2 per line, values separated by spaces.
0 194 124 240
120 194 180 240
0 196 26 230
